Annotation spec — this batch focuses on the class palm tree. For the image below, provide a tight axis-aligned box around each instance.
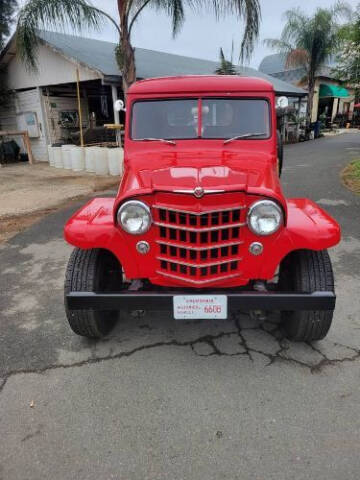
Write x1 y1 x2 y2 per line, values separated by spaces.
15 0 261 94
215 45 238 75
264 2 351 123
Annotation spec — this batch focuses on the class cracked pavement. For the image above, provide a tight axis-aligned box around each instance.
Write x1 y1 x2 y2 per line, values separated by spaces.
1 133 360 480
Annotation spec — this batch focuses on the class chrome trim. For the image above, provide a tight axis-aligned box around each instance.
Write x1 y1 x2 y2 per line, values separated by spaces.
117 200 152 235
154 221 246 232
156 240 244 251
157 256 243 268
153 205 246 215
247 200 283 236
173 189 225 195
156 270 240 285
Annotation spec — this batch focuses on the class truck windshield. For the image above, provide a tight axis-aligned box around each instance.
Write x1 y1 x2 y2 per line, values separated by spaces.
131 98 270 141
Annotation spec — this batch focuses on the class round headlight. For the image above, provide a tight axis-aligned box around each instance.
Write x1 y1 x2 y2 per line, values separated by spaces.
247 200 283 236
117 200 151 235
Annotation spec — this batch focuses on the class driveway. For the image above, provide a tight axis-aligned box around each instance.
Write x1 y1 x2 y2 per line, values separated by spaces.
1 133 360 480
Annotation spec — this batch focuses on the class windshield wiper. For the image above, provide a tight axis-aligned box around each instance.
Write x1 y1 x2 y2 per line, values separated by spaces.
137 137 176 145
223 132 267 144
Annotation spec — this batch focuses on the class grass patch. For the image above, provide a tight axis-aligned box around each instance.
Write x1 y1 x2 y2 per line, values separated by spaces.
341 159 360 195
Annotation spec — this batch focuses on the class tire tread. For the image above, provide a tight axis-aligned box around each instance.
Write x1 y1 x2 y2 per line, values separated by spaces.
280 249 334 342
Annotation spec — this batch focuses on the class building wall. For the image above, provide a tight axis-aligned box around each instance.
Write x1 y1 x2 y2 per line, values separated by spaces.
5 42 101 90
15 89 48 161
43 95 89 144
0 88 49 161
0 95 17 131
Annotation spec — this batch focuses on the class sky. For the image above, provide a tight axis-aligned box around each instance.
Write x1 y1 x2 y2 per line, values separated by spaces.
82 0 360 69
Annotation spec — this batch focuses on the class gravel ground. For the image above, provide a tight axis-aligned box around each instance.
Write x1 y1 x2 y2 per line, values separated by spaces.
0 163 118 242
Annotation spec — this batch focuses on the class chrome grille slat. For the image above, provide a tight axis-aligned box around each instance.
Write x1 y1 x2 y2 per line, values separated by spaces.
154 221 245 232
156 256 243 268
153 199 246 284
153 205 246 215
156 240 244 251
156 270 241 285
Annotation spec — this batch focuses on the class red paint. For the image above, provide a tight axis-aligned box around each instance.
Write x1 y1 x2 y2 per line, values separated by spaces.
64 76 341 288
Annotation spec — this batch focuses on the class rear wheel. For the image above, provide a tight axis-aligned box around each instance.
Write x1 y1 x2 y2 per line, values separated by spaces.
279 249 334 342
64 248 123 338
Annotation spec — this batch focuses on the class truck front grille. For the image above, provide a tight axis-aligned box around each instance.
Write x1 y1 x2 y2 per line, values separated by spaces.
153 203 246 285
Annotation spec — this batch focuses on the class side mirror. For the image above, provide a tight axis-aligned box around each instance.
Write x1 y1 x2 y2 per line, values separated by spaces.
114 99 126 112
276 96 289 109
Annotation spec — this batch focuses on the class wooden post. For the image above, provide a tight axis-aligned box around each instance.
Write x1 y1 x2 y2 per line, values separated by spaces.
22 131 34 164
76 67 84 147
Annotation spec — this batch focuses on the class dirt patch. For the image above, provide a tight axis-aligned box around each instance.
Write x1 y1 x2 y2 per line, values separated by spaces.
341 160 360 195
0 162 119 243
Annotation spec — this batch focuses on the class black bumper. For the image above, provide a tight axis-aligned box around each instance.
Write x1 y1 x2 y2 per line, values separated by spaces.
66 291 336 311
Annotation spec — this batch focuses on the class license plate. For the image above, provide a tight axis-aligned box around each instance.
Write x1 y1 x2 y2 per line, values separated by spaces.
173 295 227 320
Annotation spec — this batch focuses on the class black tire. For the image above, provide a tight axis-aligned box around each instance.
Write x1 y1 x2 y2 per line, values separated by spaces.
279 249 334 342
277 130 283 177
64 248 123 338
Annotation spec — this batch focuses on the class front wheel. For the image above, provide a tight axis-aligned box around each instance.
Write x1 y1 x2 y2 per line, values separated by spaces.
64 248 123 338
279 250 335 342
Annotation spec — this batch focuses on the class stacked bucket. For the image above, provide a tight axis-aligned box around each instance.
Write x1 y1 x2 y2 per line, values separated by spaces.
47 145 124 176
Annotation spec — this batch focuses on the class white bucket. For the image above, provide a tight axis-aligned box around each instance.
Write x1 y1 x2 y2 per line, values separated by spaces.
61 144 74 169
53 147 63 168
94 147 109 176
71 146 85 171
107 147 124 176
48 145 55 166
85 147 96 172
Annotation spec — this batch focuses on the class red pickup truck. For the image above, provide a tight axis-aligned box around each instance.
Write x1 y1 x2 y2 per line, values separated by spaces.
64 76 340 341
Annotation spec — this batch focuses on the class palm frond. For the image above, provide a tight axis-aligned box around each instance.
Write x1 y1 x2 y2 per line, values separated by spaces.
330 1 352 21
263 38 293 53
180 0 261 61
131 0 260 60
215 46 238 75
147 0 186 36
16 0 111 71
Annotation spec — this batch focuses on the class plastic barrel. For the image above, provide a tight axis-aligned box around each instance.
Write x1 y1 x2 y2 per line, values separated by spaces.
53 147 63 168
85 147 96 172
94 147 109 175
61 144 74 169
71 146 85 171
48 145 55 166
107 147 124 176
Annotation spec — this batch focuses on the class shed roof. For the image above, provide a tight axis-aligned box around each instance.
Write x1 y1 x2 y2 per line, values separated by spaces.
259 53 286 75
1 30 306 97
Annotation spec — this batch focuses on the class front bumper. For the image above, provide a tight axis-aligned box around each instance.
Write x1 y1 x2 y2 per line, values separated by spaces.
66 290 336 312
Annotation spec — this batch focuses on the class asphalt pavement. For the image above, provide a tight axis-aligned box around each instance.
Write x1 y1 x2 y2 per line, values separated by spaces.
1 133 360 480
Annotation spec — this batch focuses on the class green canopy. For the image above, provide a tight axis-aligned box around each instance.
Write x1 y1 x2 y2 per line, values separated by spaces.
319 84 350 98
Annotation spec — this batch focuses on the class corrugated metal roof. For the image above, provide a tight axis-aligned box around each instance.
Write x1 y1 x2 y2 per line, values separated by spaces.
37 30 306 96
259 52 336 78
259 53 286 74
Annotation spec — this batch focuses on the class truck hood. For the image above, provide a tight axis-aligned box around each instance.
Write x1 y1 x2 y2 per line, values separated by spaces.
117 148 285 207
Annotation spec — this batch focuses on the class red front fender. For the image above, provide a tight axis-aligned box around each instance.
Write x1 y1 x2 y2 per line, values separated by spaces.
64 197 341 285
257 198 341 278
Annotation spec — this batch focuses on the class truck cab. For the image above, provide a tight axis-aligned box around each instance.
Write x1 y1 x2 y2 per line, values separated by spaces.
64 76 340 342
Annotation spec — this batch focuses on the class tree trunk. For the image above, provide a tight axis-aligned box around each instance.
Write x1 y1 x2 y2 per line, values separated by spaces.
117 0 136 96
307 72 316 126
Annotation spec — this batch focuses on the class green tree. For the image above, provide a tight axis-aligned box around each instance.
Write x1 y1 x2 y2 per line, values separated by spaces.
265 2 351 123
15 0 261 94
333 9 360 91
215 46 238 75
0 0 17 50
0 1 18 108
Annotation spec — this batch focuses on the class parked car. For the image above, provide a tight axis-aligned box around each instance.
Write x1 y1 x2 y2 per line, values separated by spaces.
64 76 341 342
